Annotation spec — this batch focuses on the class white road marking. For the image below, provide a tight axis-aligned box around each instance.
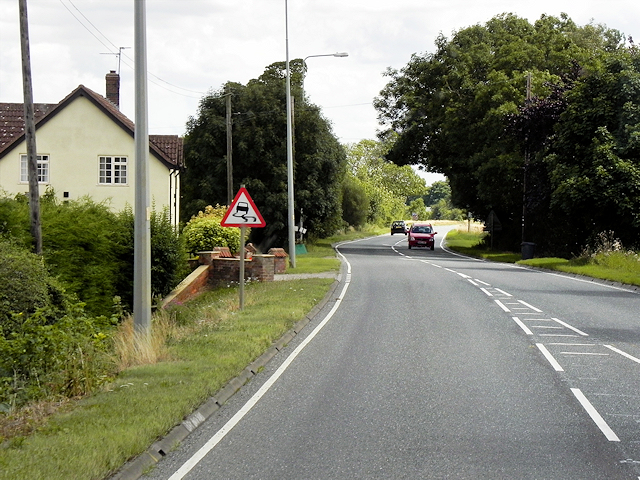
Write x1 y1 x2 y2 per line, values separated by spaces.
511 317 533 335
571 388 620 441
494 288 512 296
480 288 493 297
537 343 564 371
561 352 609 356
167 247 354 479
604 345 640 364
551 318 589 336
518 300 543 312
494 300 511 312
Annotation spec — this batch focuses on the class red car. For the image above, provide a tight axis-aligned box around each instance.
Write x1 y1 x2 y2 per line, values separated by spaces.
408 223 437 250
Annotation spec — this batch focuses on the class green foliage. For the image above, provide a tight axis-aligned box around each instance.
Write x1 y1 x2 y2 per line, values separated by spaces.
0 302 117 409
41 197 127 316
116 206 189 307
406 197 428 220
545 50 640 253
429 198 466 221
0 239 51 332
341 177 369 227
182 205 242 254
376 13 627 252
345 138 424 226
182 60 346 249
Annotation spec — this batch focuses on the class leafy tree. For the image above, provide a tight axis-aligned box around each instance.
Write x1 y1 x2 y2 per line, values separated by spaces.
375 13 624 251
544 48 640 253
341 177 369 227
406 197 428 220
182 60 346 250
345 139 426 225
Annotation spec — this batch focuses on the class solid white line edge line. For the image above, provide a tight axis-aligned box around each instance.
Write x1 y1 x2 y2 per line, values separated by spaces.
167 243 355 480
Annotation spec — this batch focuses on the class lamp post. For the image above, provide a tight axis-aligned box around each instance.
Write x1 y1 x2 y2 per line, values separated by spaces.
302 52 348 100
285 0 296 268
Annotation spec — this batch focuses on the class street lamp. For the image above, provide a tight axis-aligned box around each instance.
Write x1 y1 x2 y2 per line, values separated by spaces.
302 52 349 100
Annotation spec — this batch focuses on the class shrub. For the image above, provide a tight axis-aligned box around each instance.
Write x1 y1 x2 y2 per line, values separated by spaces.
182 205 243 255
41 197 127 317
0 303 118 408
0 240 50 332
116 206 189 308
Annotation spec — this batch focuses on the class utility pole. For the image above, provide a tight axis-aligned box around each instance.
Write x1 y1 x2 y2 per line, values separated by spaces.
522 72 532 245
18 0 42 255
225 90 233 205
133 0 152 335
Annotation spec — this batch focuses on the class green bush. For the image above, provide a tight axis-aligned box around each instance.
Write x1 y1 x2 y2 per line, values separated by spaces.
116 206 189 308
0 303 117 408
0 239 50 332
182 205 242 255
341 178 368 227
42 197 127 317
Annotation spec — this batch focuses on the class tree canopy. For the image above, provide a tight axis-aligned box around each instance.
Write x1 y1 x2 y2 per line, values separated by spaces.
182 60 346 250
375 13 634 253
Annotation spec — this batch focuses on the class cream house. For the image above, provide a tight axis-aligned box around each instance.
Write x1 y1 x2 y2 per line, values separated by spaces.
0 72 183 225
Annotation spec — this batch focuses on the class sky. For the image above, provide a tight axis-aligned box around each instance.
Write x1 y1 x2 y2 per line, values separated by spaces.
1 0 639 185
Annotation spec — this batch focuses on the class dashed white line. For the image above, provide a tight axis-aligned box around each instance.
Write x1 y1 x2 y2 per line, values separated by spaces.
511 317 533 335
551 318 589 336
536 343 564 371
603 345 640 364
480 288 493 297
494 288 512 297
494 300 511 312
571 388 620 441
560 352 609 356
518 300 543 312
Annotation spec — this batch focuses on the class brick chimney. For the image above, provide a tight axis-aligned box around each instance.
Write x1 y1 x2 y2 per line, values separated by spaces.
105 70 120 108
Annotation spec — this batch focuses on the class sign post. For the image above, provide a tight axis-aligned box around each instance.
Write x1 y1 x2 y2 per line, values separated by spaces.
221 186 266 309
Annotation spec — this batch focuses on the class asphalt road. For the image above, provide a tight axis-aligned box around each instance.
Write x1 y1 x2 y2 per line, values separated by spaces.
145 230 640 479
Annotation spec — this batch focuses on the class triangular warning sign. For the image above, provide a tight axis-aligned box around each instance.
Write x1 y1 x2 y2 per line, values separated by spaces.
220 187 266 227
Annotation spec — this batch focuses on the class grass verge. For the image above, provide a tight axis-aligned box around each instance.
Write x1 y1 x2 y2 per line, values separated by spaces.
0 278 335 480
445 228 640 287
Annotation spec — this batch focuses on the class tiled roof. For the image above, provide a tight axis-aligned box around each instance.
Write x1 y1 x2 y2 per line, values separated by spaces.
0 103 56 153
0 86 183 168
150 135 184 168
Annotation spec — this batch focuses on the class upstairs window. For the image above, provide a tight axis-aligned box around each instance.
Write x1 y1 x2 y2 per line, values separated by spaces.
99 156 127 184
20 154 49 183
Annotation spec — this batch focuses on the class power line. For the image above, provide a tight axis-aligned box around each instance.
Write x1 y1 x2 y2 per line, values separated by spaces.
60 0 206 98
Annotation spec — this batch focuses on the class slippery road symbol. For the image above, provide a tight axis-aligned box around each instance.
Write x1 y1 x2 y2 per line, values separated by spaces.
232 202 257 223
221 188 266 228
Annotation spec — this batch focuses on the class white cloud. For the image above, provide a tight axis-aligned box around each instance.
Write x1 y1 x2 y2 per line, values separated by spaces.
1 0 638 147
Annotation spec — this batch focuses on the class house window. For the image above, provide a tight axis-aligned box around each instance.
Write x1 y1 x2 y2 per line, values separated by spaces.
20 154 49 183
99 156 127 184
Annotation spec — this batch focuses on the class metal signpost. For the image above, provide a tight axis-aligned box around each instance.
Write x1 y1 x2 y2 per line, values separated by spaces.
221 187 266 309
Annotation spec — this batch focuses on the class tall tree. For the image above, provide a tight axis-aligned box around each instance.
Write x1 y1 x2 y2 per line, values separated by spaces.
375 13 624 251
544 48 640 253
182 60 346 249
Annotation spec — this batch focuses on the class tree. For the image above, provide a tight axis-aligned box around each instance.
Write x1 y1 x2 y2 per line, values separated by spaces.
344 138 427 225
182 60 346 250
341 177 369 227
375 13 624 251
544 48 640 253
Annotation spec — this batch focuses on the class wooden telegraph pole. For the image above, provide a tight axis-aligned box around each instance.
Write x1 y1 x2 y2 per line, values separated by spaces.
18 0 42 254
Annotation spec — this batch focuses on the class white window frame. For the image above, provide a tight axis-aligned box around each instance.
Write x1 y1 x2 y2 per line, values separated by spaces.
99 156 128 185
20 154 50 184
